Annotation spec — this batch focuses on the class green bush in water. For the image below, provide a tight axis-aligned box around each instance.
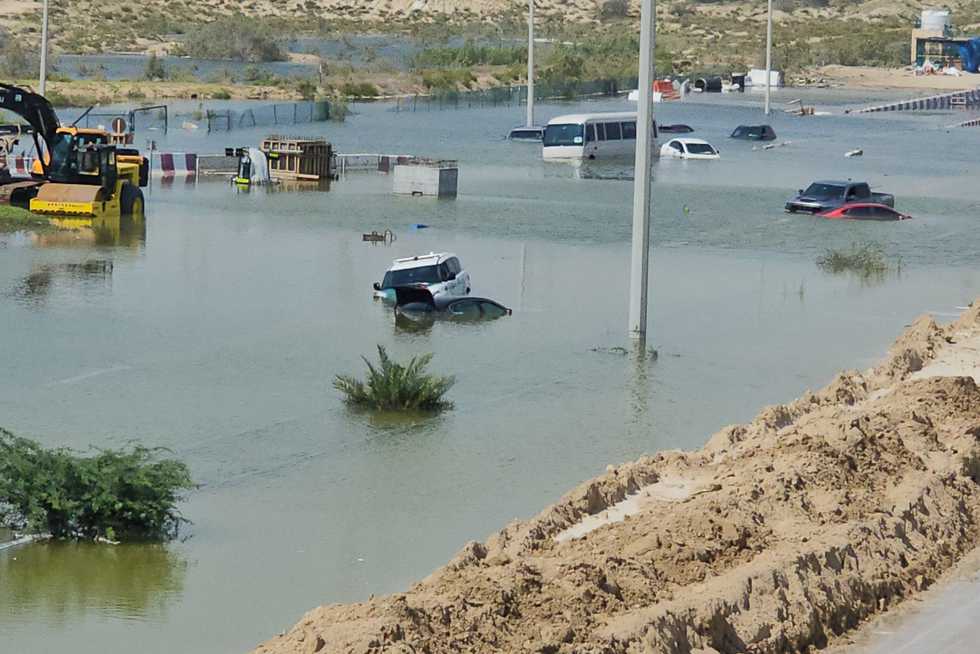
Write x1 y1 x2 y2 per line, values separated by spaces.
816 242 889 278
0 429 195 542
335 346 455 412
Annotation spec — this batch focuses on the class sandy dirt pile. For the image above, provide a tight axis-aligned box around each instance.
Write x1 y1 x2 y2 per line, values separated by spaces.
818 66 980 92
254 301 980 654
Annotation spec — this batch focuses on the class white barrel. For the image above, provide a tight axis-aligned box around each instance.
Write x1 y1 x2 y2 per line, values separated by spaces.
921 9 950 33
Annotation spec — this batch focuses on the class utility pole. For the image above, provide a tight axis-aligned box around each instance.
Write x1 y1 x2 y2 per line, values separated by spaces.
526 0 535 128
39 0 50 95
628 0 656 342
764 0 773 115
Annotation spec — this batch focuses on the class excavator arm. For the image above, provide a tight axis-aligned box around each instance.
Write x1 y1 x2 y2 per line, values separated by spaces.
0 83 61 176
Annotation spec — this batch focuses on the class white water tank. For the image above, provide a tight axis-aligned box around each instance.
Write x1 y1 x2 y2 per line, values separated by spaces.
921 9 951 33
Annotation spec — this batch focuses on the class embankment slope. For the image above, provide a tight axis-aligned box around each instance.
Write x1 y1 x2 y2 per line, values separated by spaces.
254 301 980 654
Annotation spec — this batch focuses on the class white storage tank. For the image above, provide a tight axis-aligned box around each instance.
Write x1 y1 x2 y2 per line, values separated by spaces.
921 9 951 33
748 68 782 88
393 160 458 198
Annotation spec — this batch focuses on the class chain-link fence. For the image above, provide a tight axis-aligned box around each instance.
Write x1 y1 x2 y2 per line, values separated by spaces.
80 106 169 134
205 100 330 132
391 78 638 112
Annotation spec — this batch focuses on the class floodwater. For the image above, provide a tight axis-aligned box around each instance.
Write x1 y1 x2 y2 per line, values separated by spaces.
2 90 980 654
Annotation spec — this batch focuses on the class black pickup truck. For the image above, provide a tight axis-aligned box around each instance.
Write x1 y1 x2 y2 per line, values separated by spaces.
785 180 895 214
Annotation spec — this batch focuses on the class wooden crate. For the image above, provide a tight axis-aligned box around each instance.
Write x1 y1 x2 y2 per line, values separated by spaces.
260 136 333 181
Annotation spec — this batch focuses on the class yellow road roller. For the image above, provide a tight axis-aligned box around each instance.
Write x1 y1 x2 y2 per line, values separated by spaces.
0 83 147 219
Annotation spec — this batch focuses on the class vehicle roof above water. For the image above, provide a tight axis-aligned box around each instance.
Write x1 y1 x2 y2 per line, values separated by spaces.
810 180 862 186
388 252 456 271
669 138 713 146
835 202 895 209
546 112 638 125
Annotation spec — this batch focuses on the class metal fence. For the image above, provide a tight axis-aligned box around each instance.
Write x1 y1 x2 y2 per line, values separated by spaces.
81 105 169 133
391 77 638 112
205 100 330 132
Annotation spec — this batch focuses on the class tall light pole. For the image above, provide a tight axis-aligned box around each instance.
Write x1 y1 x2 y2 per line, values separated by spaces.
39 0 50 95
526 0 535 128
628 0 656 342
764 0 773 115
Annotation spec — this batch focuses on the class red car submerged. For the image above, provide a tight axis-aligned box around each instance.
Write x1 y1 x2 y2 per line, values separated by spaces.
819 203 911 221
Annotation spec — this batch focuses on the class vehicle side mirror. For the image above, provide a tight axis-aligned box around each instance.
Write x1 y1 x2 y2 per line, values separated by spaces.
446 272 456 281
798 189 803 194
372 282 381 291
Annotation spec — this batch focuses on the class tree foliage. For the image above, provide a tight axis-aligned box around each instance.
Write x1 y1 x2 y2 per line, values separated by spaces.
335 346 454 412
412 40 527 68
143 52 167 81
177 14 286 63
0 429 195 542
0 27 37 78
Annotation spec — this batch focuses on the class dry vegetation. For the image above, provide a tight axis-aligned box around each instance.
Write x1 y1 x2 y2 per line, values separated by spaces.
3 0 980 100
2 0 979 63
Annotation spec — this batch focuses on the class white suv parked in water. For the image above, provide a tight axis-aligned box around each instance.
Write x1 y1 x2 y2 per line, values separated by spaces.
373 252 471 300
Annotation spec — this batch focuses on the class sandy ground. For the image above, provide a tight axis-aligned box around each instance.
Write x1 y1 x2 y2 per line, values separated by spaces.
828 546 980 654
818 65 980 92
252 300 980 654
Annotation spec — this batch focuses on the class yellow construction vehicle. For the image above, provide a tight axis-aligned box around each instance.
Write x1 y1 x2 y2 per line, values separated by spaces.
0 83 147 219
30 126 148 185
30 137 145 218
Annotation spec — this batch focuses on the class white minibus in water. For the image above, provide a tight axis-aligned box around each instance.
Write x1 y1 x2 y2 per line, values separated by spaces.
542 112 657 160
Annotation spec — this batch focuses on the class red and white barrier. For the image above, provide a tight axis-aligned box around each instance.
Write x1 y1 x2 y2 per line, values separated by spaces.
152 152 198 176
0 154 39 176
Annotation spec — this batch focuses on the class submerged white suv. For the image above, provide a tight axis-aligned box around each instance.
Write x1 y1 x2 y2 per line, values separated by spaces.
373 252 471 301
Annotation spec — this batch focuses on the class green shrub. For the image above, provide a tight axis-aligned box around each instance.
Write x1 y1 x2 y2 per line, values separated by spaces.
176 14 286 62
412 40 526 68
0 28 37 78
816 242 889 278
328 97 349 121
296 79 317 100
340 80 379 97
211 88 232 100
0 429 195 542
44 90 100 108
335 346 454 412
598 0 630 20
420 68 477 90
126 86 146 100
144 52 167 80
167 67 200 83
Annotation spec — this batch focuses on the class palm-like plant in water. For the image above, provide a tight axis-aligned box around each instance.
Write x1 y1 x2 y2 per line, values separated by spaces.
335 346 454 411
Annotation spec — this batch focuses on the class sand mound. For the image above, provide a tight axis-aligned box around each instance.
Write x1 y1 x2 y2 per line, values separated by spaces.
254 301 980 654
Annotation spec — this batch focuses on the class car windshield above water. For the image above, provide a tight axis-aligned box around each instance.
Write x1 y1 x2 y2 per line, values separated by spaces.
686 142 717 155
730 125 775 140
543 124 584 146
382 265 442 287
803 183 844 197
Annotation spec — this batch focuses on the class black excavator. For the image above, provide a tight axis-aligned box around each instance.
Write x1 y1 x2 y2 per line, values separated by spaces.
0 83 148 216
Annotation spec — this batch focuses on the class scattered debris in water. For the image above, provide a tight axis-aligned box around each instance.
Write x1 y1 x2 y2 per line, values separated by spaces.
754 141 792 151
845 149 864 158
362 229 396 244
590 346 659 360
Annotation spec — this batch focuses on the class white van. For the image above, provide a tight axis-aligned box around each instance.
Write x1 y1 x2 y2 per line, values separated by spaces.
542 112 657 160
